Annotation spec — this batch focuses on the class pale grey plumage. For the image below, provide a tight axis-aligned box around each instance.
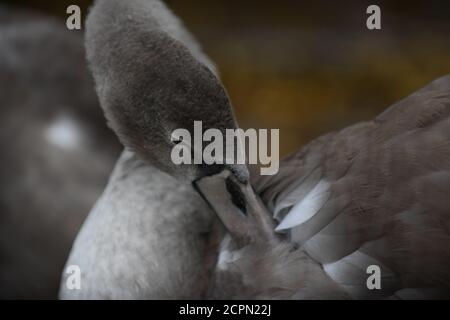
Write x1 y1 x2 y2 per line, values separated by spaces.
60 151 220 299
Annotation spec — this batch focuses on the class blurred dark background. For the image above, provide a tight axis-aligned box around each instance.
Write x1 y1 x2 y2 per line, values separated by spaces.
2 0 450 155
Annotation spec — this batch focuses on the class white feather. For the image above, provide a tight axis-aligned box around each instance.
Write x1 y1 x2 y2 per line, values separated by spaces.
323 250 400 298
275 179 330 231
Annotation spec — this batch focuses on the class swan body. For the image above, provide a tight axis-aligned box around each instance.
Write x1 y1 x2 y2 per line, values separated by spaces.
61 0 450 299
60 150 220 299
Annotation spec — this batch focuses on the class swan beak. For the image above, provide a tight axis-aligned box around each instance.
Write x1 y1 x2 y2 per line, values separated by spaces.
194 170 280 247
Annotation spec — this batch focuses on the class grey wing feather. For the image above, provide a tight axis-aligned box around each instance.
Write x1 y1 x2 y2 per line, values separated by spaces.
254 76 450 298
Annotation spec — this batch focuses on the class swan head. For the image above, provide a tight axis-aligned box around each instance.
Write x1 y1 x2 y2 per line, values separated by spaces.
85 0 278 246
85 0 249 184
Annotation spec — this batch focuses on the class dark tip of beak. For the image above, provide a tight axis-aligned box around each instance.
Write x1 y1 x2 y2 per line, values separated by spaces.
225 177 247 215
